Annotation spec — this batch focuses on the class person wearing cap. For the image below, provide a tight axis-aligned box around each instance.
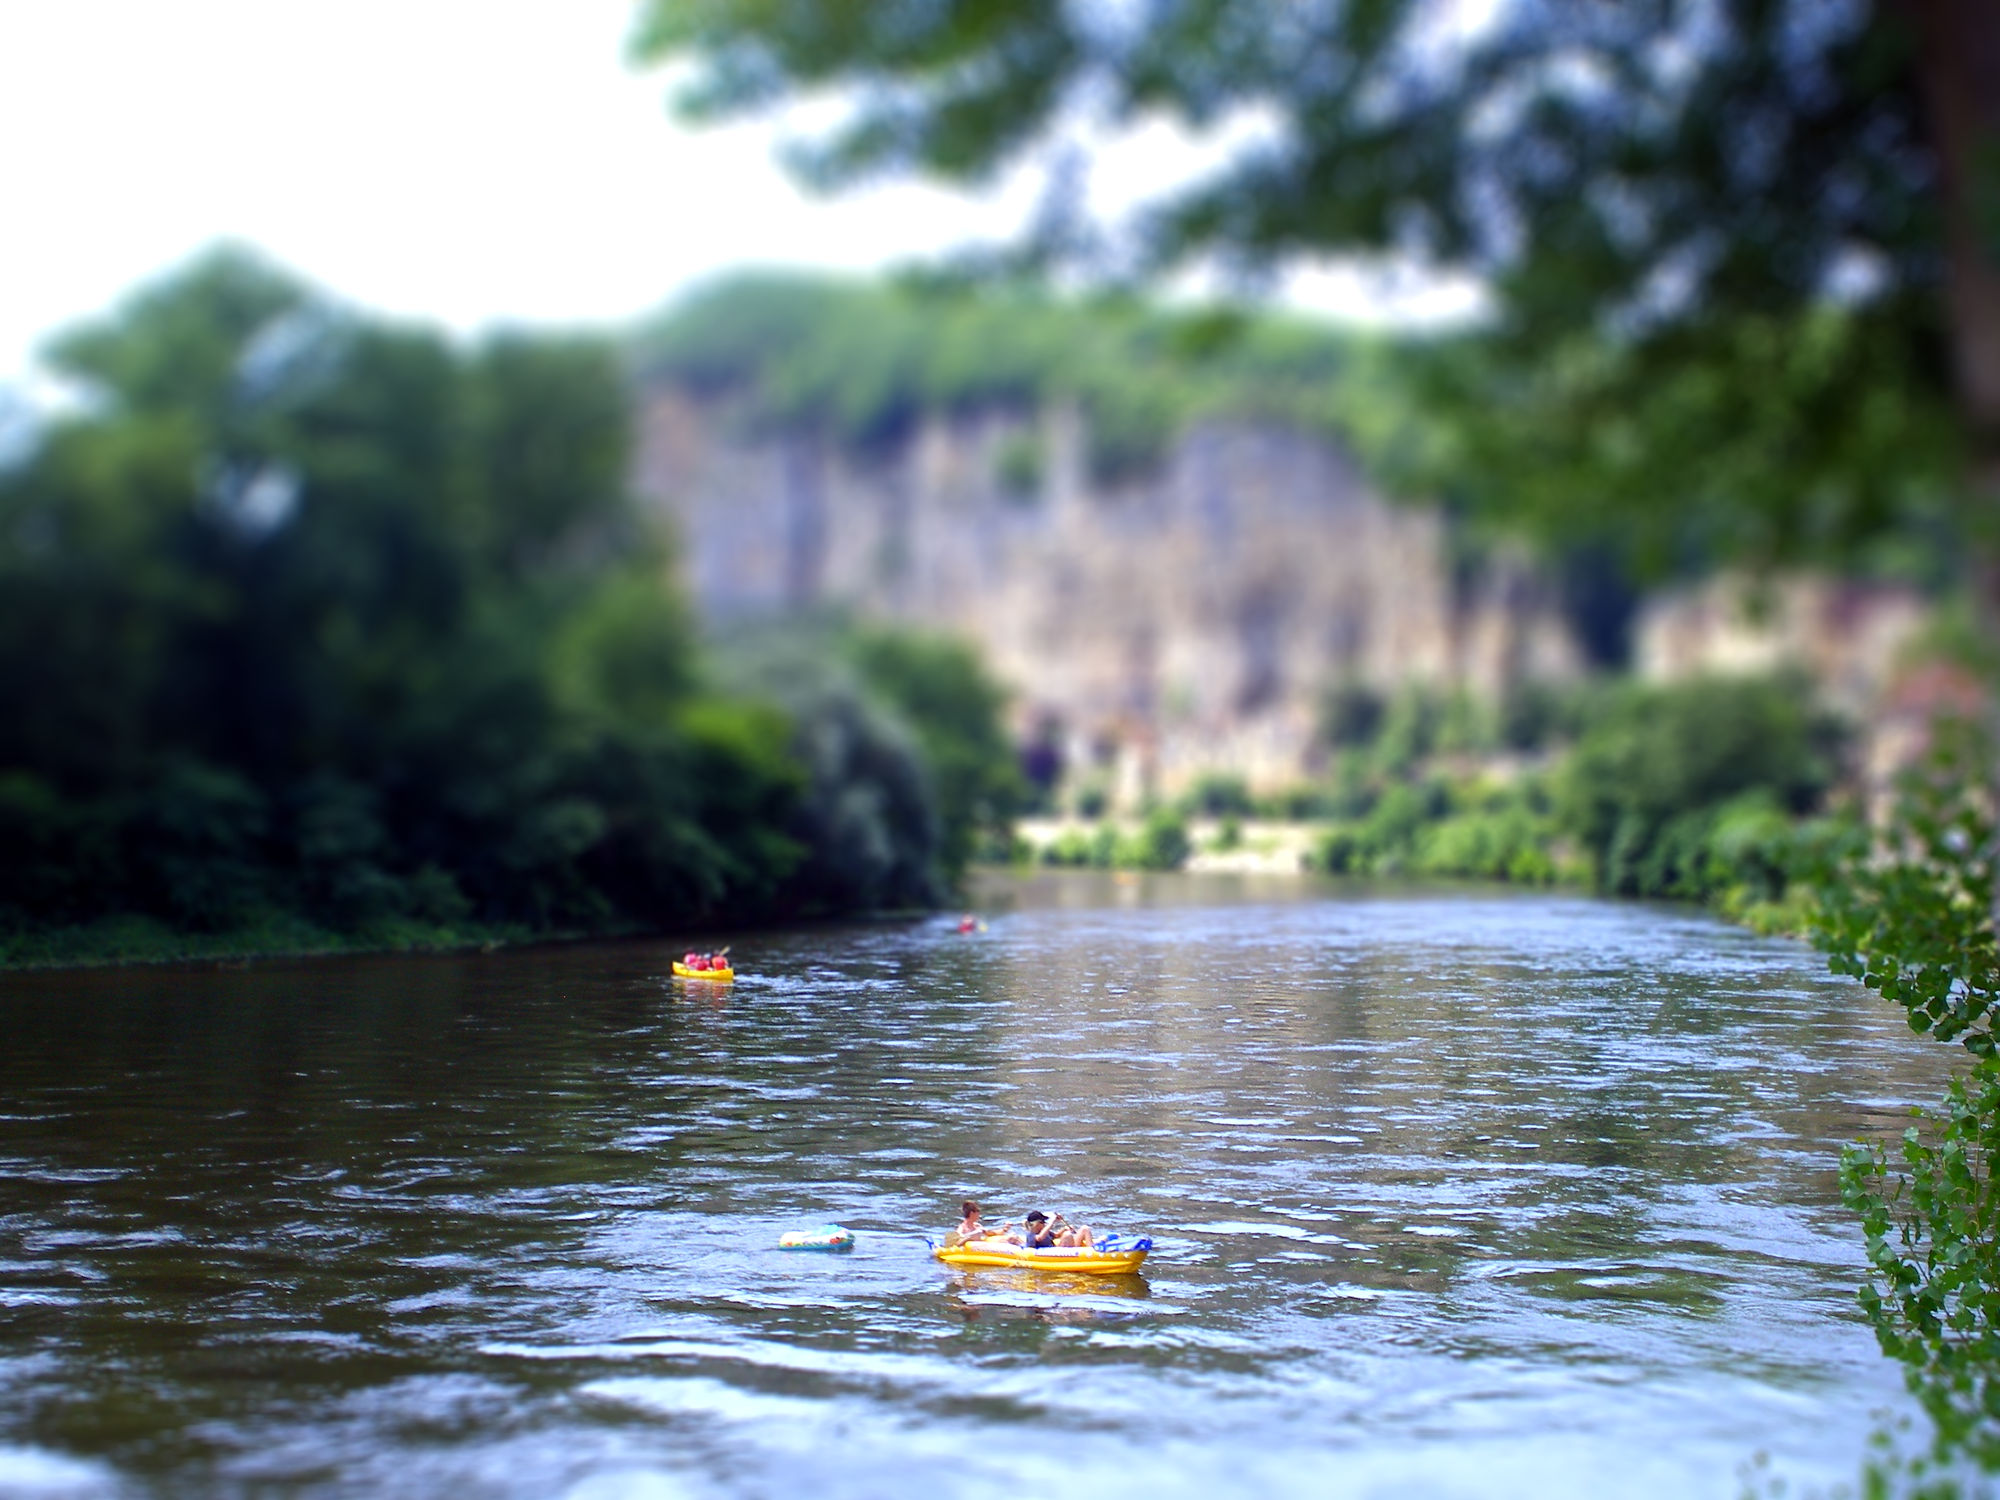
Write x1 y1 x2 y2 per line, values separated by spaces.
1025 1210 1096 1249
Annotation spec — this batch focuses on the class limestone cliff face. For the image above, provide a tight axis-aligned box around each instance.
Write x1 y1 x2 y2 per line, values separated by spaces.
1636 574 1927 715
634 385 1584 800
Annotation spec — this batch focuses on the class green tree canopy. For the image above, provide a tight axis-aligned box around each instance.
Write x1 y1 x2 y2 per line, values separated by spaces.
0 250 1017 957
638 269 1408 480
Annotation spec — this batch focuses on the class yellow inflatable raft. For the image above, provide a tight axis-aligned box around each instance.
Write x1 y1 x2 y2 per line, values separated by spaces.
673 961 734 981
931 1235 1151 1275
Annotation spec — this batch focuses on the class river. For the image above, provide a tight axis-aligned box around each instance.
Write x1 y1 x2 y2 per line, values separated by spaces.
0 873 1953 1498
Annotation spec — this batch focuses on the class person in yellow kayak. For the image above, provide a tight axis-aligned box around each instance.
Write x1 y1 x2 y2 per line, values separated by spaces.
1024 1210 1097 1249
946 1199 1022 1248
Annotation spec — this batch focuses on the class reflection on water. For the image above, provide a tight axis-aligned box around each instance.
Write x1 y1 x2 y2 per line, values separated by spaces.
947 1266 1155 1321
0 873 1956 1497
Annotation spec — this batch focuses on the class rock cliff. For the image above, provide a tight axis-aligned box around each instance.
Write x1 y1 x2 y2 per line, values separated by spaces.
635 384 1583 805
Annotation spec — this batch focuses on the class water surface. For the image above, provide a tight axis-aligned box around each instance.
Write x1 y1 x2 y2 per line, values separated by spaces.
0 875 1951 1497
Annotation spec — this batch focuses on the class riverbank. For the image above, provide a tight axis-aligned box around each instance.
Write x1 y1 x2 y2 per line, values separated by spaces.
0 913 593 973
1017 816 1318 875
0 902 957 974
3 847 1816 973
1011 813 1819 938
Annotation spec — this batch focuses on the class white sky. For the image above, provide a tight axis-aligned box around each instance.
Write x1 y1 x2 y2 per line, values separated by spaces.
0 1 1481 390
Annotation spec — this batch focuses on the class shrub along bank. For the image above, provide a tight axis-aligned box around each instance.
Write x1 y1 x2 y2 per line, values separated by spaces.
1022 673 1847 934
1301 673 1844 928
0 253 1020 969
1821 721 2000 1481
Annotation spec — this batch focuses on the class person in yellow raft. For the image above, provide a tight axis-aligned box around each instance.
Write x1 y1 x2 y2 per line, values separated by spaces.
947 1200 1098 1250
946 1200 1022 1248
1023 1209 1097 1249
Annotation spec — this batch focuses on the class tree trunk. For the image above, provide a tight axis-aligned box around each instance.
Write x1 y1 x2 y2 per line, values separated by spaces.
1910 0 2000 485
1907 0 2000 931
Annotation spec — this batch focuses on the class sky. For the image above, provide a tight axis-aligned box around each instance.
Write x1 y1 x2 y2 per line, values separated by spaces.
0 1 1481 391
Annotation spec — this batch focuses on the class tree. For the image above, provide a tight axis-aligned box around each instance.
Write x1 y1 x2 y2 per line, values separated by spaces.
631 0 1996 577
0 249 811 947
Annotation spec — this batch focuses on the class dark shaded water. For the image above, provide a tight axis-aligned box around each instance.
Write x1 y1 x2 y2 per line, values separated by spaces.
0 874 1953 1497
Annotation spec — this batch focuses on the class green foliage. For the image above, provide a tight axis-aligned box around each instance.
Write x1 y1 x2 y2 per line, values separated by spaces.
1039 827 1092 868
1318 680 1384 750
1433 689 1495 757
1817 723 2000 1056
843 625 1025 886
698 618 1023 905
637 272 1388 484
1088 823 1123 869
1843 1064 2000 1472
1812 722 2000 1472
1180 772 1254 818
1265 783 1337 822
1132 808 1192 871
704 627 937 912
634 2 1932 320
1560 674 1843 899
992 429 1044 501
1324 676 1606 771
1311 775 1560 885
0 250 1005 958
1297 675 1838 909
1496 680 1576 753
1407 305 1964 585
1072 780 1109 819
1414 804 1562 886
1372 687 1441 776
1037 810 1191 872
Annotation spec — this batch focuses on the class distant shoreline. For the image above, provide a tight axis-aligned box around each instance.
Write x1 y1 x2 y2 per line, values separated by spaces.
1016 816 1320 876
0 917 613 975
0 904 947 976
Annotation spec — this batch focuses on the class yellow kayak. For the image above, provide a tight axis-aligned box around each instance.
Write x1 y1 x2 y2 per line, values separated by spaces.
673 961 734 981
931 1235 1151 1275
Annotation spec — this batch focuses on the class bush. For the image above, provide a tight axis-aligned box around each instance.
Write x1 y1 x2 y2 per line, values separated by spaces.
1326 753 1380 818
1182 772 1254 817
1496 680 1571 752
1822 725 2000 1468
1131 809 1191 870
1307 774 1564 884
992 429 1044 501
1072 780 1110 818
1040 828 1094 867
1318 680 1385 749
845 625 1024 885
1266 783 1334 820
1313 824 1369 875
1373 687 1439 775
1561 673 1842 898
1434 690 1494 755
1843 1065 2000 1471
1412 806 1558 884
